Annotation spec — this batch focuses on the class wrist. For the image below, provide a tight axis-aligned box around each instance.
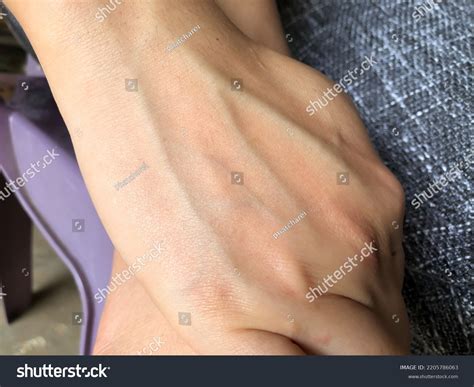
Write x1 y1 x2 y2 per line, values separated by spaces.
3 0 253 79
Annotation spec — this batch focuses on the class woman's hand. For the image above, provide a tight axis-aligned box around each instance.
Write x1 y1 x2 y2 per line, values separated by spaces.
5 0 410 354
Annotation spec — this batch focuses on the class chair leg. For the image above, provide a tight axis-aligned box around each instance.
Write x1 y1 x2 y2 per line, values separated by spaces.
0 171 32 322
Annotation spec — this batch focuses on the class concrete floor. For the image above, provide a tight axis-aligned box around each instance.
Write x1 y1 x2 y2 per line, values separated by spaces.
0 227 81 355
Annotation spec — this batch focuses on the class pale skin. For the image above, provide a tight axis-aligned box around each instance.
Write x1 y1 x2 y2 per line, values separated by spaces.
5 0 410 354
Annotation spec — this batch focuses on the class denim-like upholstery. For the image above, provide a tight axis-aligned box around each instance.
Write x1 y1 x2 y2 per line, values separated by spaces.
278 0 473 355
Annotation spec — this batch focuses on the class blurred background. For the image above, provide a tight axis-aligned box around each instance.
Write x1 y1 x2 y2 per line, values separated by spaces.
0 228 80 355
0 10 81 355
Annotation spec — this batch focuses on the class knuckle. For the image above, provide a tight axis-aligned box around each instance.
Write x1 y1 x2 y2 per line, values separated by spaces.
347 221 379 253
377 166 406 216
184 275 239 321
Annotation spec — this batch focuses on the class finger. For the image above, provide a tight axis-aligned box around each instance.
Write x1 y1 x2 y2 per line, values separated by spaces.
286 295 410 355
206 329 306 355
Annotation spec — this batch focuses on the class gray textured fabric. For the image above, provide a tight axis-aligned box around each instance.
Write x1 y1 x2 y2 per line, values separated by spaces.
277 0 473 354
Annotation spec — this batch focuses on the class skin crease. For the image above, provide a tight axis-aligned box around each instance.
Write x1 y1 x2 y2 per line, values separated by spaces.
5 0 411 354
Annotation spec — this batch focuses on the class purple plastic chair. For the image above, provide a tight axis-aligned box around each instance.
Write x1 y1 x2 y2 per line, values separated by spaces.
0 62 113 354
